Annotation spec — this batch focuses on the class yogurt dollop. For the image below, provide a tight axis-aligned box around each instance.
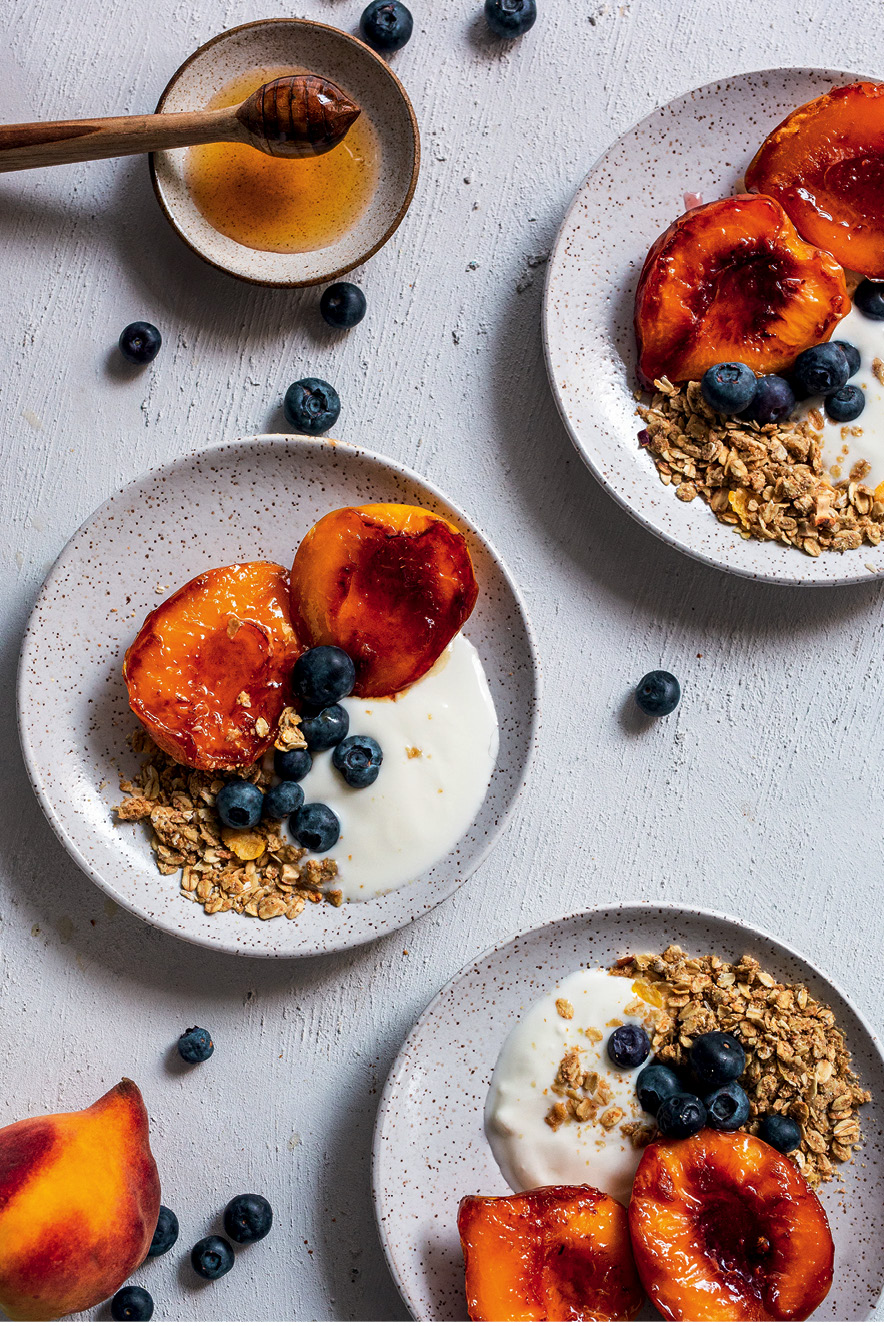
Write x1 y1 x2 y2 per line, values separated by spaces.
801 305 884 486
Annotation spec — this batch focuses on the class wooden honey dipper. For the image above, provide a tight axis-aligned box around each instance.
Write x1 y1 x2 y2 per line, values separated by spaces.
0 75 361 173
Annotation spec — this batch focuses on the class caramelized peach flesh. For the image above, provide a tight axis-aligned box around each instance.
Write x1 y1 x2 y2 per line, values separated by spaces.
290 504 478 698
458 1185 644 1322
628 1129 834 1321
746 82 884 277
634 194 849 387
124 561 299 770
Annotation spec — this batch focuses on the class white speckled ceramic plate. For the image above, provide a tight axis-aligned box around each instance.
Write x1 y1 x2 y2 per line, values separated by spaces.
150 19 420 286
17 437 539 959
373 903 884 1321
543 66 884 586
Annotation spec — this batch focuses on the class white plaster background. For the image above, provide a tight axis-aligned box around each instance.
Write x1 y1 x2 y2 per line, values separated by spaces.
1 0 882 1319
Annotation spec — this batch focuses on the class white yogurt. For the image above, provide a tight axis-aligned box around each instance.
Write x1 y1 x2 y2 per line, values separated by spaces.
296 633 498 901
484 970 660 1206
801 305 884 486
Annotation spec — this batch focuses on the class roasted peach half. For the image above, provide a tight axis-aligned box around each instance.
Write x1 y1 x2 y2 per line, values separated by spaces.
634 194 849 387
629 1129 834 1321
746 82 884 277
124 562 300 770
289 504 478 698
458 1185 644 1322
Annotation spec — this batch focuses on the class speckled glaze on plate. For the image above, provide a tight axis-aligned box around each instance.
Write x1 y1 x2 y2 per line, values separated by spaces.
373 903 884 1320
150 19 420 286
543 67 883 587
16 436 539 959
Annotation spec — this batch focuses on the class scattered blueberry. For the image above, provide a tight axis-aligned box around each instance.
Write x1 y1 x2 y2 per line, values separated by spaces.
704 1082 751 1131
263 781 305 820
758 1113 802 1154
191 1235 235 1281
300 704 350 752
634 670 680 718
832 340 861 378
744 374 795 424
333 734 383 788
359 0 413 51
111 1286 154 1321
178 1026 214 1064
293 803 340 853
484 0 537 37
656 1092 707 1139
700 362 757 415
854 279 884 321
274 747 313 782
293 645 356 709
283 378 341 435
791 342 850 398
636 1063 683 1115
119 322 162 365
216 778 264 830
688 1030 746 1087
826 384 865 423
148 1205 179 1257
320 282 367 329
224 1193 274 1244
606 1024 651 1070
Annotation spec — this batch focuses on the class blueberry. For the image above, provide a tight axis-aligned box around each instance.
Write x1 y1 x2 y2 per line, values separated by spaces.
634 670 680 717
274 747 312 781
320 282 367 329
301 704 350 752
333 734 383 788
191 1234 235 1281
636 1063 683 1115
293 646 356 709
700 362 757 415
283 378 341 435
791 342 850 398
293 803 340 853
704 1082 750 1131
484 0 537 37
224 1193 274 1244
177 1026 214 1064
826 384 865 423
854 279 884 320
832 340 861 378
606 1024 651 1070
688 1030 746 1087
216 778 263 829
111 1286 153 1321
744 374 795 423
656 1092 707 1139
758 1113 802 1153
148 1205 179 1257
263 781 305 820
119 322 161 365
359 0 413 51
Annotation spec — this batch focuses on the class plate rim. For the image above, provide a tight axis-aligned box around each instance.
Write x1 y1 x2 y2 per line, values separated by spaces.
16 433 541 959
541 64 883 589
371 898 884 1319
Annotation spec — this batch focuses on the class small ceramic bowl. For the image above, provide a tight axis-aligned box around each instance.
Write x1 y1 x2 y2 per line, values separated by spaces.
150 19 420 286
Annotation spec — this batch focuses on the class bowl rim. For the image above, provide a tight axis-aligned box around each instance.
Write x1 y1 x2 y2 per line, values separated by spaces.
148 16 421 288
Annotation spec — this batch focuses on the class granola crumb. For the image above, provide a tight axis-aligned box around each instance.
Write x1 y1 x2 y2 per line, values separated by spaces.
406 746 423 759
555 997 575 1020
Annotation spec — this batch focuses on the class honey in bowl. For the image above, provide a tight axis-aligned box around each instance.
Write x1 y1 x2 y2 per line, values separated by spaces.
186 66 379 254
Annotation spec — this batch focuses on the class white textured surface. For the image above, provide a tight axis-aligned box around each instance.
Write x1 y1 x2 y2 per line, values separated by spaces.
1 1 883 1320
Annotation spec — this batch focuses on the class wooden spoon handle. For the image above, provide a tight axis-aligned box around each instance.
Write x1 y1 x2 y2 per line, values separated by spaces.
0 106 241 173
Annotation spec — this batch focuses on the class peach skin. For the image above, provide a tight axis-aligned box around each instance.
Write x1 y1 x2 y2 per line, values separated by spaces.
0 1079 161 1321
289 504 479 698
124 561 300 770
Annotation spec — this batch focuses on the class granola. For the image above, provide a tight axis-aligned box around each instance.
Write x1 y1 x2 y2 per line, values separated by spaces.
115 729 338 921
638 378 884 555
612 946 870 1187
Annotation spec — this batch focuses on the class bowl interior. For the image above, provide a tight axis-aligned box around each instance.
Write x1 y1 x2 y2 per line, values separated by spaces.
151 19 419 286
17 437 538 958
